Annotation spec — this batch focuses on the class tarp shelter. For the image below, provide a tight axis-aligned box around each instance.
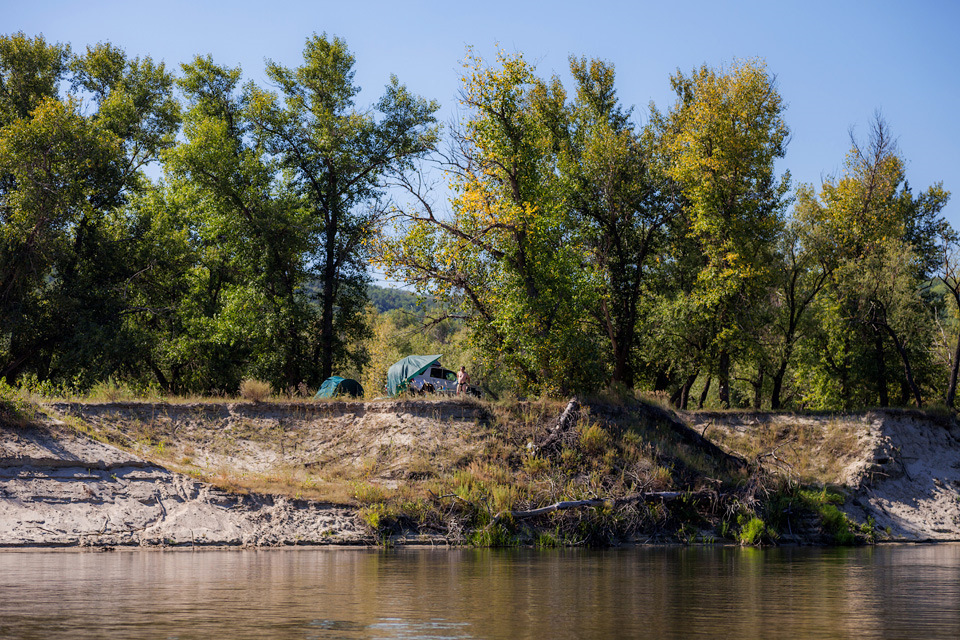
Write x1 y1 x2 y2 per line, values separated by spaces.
387 354 442 396
314 376 364 399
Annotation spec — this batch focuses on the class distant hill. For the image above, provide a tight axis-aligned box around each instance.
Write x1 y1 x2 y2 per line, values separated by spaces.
366 285 436 314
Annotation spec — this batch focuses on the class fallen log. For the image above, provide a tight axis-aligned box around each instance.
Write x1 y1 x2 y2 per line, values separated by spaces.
490 491 695 525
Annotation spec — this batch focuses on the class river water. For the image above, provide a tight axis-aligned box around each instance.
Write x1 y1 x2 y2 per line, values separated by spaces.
1 545 958 639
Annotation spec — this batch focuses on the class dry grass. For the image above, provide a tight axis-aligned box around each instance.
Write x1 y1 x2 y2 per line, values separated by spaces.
693 413 864 485
45 395 761 544
238 379 272 402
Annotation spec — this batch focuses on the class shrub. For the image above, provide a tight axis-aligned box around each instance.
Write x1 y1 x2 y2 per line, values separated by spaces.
0 381 33 425
738 515 777 546
239 379 272 402
578 423 610 455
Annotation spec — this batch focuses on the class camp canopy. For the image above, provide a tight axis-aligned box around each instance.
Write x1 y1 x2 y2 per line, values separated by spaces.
387 354 442 396
314 376 364 399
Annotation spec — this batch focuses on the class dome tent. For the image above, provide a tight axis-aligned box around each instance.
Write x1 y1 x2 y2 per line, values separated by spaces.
314 376 364 399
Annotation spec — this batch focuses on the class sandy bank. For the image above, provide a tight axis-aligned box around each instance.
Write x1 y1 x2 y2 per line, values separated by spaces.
2 400 959 547
687 409 960 541
0 417 369 547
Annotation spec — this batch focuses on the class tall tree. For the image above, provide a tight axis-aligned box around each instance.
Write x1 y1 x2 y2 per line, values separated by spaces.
550 57 679 389
246 33 439 381
377 49 607 395
649 59 791 407
793 116 949 408
159 55 320 392
0 33 179 387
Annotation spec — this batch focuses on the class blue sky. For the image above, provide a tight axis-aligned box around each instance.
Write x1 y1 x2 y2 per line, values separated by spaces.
8 0 960 230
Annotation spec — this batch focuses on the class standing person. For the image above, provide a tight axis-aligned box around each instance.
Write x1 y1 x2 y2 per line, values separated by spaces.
456 366 471 395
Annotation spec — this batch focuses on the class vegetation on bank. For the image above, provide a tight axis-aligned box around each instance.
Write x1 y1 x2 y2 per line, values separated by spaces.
1 380 881 547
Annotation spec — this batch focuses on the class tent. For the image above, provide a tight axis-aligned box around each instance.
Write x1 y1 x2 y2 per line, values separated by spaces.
387 354 442 396
314 376 364 399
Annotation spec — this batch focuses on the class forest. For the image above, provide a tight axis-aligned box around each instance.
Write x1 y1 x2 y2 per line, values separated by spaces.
0 31 956 411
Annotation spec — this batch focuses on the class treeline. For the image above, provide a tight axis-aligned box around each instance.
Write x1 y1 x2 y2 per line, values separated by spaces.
374 50 954 410
0 32 437 395
0 32 956 409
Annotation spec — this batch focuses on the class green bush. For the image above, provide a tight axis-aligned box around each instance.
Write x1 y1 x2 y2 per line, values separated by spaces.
738 515 777 546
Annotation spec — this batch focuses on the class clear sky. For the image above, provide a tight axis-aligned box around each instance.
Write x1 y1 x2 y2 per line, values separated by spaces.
7 0 960 228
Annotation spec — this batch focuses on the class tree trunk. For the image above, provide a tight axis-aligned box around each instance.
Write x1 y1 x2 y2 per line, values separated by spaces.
771 361 788 410
947 290 960 408
680 373 697 410
884 326 922 407
698 376 711 409
718 350 730 408
753 369 764 410
610 333 634 389
947 326 960 408
654 369 670 393
319 209 339 382
874 330 888 407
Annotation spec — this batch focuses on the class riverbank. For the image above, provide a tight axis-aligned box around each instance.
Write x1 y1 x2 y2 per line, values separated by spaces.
1 397 958 547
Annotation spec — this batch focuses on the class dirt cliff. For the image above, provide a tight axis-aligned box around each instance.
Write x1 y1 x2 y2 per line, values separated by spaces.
687 409 960 541
2 399 959 547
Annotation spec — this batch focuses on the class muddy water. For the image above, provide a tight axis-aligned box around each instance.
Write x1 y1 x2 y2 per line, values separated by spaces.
1 545 958 639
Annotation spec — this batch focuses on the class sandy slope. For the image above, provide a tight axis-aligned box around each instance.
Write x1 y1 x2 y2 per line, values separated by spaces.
3 400 959 546
0 419 368 547
842 411 960 541
687 410 960 542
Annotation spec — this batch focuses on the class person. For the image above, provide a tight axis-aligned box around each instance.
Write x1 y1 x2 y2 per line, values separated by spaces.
456 366 471 395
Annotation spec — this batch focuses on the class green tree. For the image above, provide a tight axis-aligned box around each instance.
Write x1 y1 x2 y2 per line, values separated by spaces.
549 57 679 389
246 33 439 381
648 59 790 407
157 55 316 392
377 49 605 395
0 34 179 387
793 117 949 408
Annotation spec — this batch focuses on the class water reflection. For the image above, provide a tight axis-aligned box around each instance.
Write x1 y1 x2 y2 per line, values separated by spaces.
0 545 958 639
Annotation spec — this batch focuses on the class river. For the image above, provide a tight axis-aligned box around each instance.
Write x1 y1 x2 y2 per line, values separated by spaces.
1 545 958 639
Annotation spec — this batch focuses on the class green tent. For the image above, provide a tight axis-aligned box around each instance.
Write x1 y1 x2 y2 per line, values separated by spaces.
387 354 442 396
314 376 364 399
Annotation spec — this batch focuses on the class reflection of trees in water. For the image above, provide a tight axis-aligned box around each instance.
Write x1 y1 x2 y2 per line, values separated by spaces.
1 547 959 639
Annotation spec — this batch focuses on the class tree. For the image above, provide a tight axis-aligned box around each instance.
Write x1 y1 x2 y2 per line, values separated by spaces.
377 49 608 395
244 33 439 382
937 230 960 407
793 116 949 408
648 59 790 407
0 34 179 387
765 191 830 409
550 57 679 389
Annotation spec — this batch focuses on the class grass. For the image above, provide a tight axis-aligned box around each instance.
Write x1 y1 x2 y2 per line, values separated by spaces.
238 379 272 402
697 414 863 485
7 386 892 547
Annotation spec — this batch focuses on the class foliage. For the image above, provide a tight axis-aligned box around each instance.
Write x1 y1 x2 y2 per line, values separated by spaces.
0 33 180 390
0 31 954 412
737 515 775 546
647 59 791 408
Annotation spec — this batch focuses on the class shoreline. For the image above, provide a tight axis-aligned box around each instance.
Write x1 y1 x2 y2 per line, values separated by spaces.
3 399 959 548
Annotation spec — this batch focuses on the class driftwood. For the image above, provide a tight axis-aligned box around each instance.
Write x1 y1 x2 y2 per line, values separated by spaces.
490 490 714 525
536 397 581 454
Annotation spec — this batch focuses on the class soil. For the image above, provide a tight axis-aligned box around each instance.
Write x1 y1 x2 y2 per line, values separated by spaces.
2 400 959 547
686 409 960 541
0 417 368 547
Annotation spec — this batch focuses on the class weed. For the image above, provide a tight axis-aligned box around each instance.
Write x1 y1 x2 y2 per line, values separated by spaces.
579 423 611 455
738 515 776 546
239 379 272 402
0 381 34 425
353 482 393 505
